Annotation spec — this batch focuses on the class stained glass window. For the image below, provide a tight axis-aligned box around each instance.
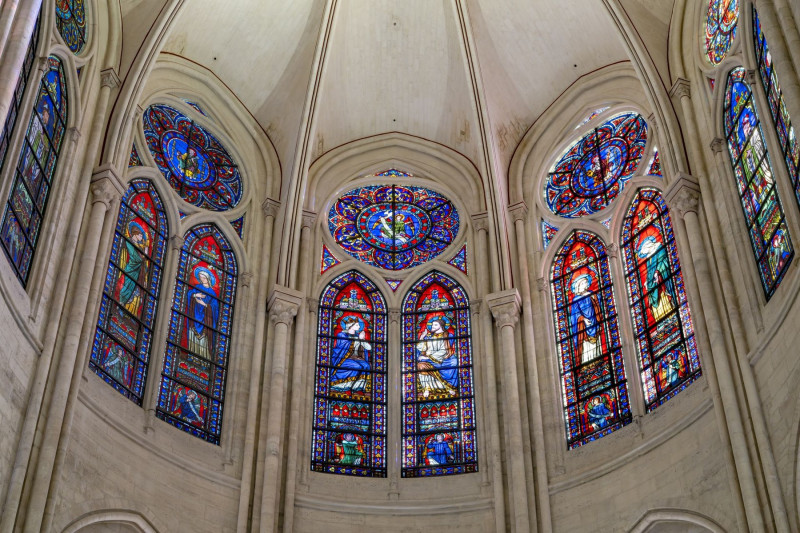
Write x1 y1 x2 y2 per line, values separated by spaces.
621 189 701 410
329 184 459 270
56 0 87 54
647 149 662 177
541 220 559 250
320 244 340 275
753 8 800 208
89 180 168 403
157 224 237 443
724 67 793 298
447 244 468 274
0 15 39 175
0 56 68 284
401 272 477 477
230 216 244 239
705 0 739 65
312 271 387 477
551 231 631 448
143 104 243 211
129 143 142 168
576 106 610 129
545 113 648 218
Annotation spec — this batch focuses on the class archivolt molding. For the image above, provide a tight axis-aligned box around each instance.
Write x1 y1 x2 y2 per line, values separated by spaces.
627 507 727 533
58 503 165 533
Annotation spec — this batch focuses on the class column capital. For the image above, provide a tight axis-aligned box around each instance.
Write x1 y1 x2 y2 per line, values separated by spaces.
487 289 521 329
301 210 317 229
307 297 320 314
169 234 185 251
606 242 619 259
100 68 121 89
665 173 701 216
744 69 758 87
536 277 547 293
389 308 401 324
67 127 82 145
240 271 254 288
471 212 489 231
90 165 124 207
669 78 691 100
710 137 726 154
262 198 281 219
508 202 528 222
268 285 303 325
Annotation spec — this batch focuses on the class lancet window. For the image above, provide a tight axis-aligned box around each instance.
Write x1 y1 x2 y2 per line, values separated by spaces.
55 0 87 54
705 0 739 65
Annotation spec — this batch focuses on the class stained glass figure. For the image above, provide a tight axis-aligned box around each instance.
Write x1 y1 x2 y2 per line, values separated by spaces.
375 169 412 178
621 189 701 409
401 271 477 477
447 244 468 274
724 67 793 298
143 104 243 211
129 143 142 168
385 279 402 292
576 106 610 129
647 149 662 177
754 8 800 209
312 271 387 477
551 231 631 448
184 100 207 117
329 185 459 270
56 0 87 54
542 220 559 250
0 15 39 176
230 216 244 239
89 180 168 403
157 224 237 443
705 0 739 65
0 56 68 284
320 244 341 275
545 113 648 218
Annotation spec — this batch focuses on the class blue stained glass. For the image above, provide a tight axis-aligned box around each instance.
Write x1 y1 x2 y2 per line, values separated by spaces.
55 0 87 54
312 271 387 477
129 143 142 167
648 150 662 177
401 271 477 477
753 8 800 213
320 244 340 274
230 215 244 239
156 224 237 444
89 180 168 404
724 67 793 299
576 106 610 129
1 56 68 285
545 113 648 218
184 100 207 117
385 279 402 291
550 231 631 449
375 169 412 177
143 105 243 211
542 220 559 250
706 0 738 65
329 184 459 270
621 189 701 410
447 244 468 274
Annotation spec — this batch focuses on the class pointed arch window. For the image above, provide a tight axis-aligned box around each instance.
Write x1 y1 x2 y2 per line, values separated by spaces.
401 271 477 477
312 271 388 477
621 189 702 410
551 231 631 448
0 56 68 285
89 179 168 404
157 224 238 444
723 66 793 298
753 8 800 207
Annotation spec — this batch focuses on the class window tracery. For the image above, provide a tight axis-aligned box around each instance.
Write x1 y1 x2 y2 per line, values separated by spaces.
705 0 739 65
55 0 87 54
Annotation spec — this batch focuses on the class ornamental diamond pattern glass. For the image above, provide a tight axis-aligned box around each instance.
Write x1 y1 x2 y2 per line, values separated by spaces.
56 0 87 54
621 189 701 410
0 56 68 285
143 105 243 211
753 8 800 210
312 271 388 477
89 180 168 404
551 231 631 449
329 184 459 270
705 0 738 65
724 67 793 298
157 224 237 444
545 113 648 218
401 272 477 477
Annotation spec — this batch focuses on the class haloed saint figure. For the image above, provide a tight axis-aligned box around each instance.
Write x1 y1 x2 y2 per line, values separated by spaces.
637 235 675 323
569 273 602 365
416 315 458 398
115 221 149 316
330 316 371 393
187 266 220 358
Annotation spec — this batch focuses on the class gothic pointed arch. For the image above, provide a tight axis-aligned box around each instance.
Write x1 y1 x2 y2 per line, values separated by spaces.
311 270 388 477
156 222 238 443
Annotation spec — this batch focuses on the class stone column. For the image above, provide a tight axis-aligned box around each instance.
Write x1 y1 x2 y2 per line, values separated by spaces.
260 286 302 532
23 170 123 533
665 177 765 533
770 0 800 94
509 203 551 532
0 0 41 130
487 290 531 533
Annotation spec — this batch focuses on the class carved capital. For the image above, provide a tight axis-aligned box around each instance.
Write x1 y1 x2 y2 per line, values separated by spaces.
744 69 758 86
169 235 185 251
606 242 619 259
268 285 303 326
665 173 702 217
262 198 281 219
669 78 691 100
709 137 726 154
508 202 528 223
471 212 489 232
89 178 118 208
536 277 547 293
67 127 82 145
389 308 401 324
307 298 320 314
301 210 316 229
240 271 254 288
486 289 521 329
100 68 121 89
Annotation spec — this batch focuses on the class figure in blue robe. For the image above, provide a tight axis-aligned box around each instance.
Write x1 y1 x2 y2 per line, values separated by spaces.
587 396 612 431
426 434 454 465
186 266 220 358
569 274 602 365
330 316 371 392
416 315 458 398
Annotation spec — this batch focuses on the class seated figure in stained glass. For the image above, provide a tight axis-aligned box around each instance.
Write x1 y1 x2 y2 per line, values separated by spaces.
586 394 613 431
170 386 205 426
335 433 365 465
331 316 372 393
426 433 456 466
416 315 458 398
